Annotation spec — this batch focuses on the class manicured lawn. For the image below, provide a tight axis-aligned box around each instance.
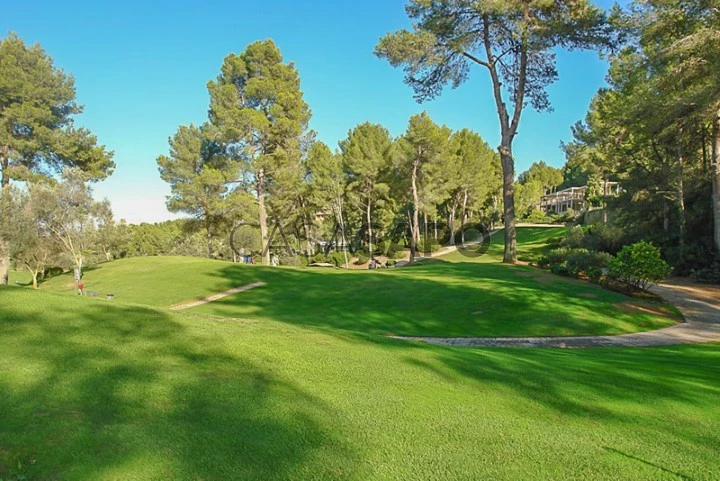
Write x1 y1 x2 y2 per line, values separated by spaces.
0 287 718 480
37 228 677 338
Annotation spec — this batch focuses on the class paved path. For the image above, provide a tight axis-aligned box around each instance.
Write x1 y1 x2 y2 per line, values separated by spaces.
168 282 266 310
392 280 720 348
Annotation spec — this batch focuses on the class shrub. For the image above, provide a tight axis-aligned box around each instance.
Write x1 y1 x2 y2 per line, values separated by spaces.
538 247 570 272
279 253 304 267
524 209 554 224
43 266 64 279
608 241 671 291
565 248 591 277
563 225 585 248
566 249 614 283
386 259 397 267
355 253 369 265
327 250 348 267
585 223 625 255
310 253 328 264
393 249 407 260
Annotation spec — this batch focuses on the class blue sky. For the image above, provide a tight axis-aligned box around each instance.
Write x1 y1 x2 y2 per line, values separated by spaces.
2 0 617 223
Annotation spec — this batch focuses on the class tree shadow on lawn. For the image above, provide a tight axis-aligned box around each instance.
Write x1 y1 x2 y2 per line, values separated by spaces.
194 260 674 338
0 295 358 480
384 337 720 477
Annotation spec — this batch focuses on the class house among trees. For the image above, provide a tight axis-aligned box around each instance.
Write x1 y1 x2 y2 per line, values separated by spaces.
540 182 621 214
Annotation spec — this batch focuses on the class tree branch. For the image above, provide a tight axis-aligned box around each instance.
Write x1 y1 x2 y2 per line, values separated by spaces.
482 15 510 134
460 51 490 69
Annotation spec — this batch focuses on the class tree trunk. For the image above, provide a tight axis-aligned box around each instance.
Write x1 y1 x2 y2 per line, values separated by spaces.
423 212 429 256
410 159 420 264
0 150 9 285
206 218 213 259
602 178 609 224
257 170 270 266
448 196 458 245
365 196 373 258
32 270 38 289
499 145 517 263
663 199 670 233
461 189 469 244
335 200 349 269
677 145 686 261
712 108 720 254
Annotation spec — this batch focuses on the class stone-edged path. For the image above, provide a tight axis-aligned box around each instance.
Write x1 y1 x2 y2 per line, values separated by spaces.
169 282 266 310
392 280 720 348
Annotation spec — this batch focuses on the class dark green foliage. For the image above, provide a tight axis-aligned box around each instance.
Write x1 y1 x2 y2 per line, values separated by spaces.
43 266 64 278
538 247 571 270
355 253 370 265
691 255 720 284
567 249 614 283
584 223 625 255
608 241 671 291
326 251 347 267
563 225 586 248
540 246 614 284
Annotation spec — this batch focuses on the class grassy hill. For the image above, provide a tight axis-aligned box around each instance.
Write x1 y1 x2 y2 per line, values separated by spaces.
0 287 718 480
2 227 717 479
36 228 677 338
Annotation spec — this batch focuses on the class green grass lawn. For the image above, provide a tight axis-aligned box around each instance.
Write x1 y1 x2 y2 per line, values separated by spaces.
36 228 676 338
8 270 31 286
0 287 718 480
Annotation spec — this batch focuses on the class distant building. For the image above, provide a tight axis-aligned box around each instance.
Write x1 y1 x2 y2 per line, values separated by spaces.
540 182 621 214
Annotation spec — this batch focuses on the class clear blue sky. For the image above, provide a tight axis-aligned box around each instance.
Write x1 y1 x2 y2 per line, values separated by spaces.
2 0 618 224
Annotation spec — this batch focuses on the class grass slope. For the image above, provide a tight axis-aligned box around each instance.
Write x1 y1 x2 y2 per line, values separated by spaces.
37 228 676 337
0 288 718 480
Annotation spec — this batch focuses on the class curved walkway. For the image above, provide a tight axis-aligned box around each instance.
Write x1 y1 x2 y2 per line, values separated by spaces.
392 280 720 348
169 282 266 310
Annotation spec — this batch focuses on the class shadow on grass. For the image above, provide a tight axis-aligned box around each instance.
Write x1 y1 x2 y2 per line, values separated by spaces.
0 291 357 480
190 259 674 338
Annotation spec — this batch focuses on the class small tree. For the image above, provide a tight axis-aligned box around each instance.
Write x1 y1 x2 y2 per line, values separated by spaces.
4 186 58 288
307 142 350 268
397 113 451 263
341 123 393 256
157 123 239 259
608 241 671 291
29 170 103 281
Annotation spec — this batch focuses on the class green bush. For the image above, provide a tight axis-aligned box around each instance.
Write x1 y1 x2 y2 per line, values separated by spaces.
692 255 720 284
538 247 570 269
43 266 64 279
585 223 625 255
539 247 613 284
608 241 670 291
393 249 408 260
327 250 348 267
566 249 614 283
416 239 442 253
279 253 304 267
310 253 328 264
563 225 585 248
355 253 369 265
386 259 397 267
524 209 554 224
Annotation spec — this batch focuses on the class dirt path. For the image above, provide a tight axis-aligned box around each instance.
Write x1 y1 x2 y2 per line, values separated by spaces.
168 282 266 310
392 279 720 348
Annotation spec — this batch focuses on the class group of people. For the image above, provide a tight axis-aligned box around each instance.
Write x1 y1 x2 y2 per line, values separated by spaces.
237 248 280 267
367 258 383 269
